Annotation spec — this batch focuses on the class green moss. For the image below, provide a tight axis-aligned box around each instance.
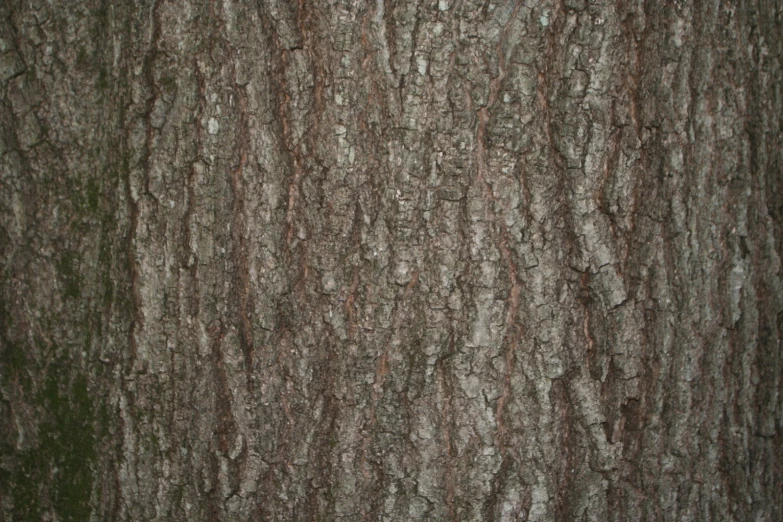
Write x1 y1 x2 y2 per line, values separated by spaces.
44 374 96 520
75 176 103 216
86 178 100 212
0 449 44 521
56 251 82 299
3 340 27 374
1 369 97 521
77 47 89 69
97 402 111 438
96 67 109 91
91 3 109 40
0 298 27 377
99 240 114 311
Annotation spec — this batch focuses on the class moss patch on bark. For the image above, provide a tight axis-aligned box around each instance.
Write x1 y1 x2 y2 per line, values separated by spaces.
0 370 97 521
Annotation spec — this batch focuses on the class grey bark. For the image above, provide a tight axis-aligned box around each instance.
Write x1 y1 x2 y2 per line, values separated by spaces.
1 0 782 520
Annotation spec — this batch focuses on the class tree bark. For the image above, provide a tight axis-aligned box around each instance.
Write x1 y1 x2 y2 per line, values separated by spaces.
1 0 782 520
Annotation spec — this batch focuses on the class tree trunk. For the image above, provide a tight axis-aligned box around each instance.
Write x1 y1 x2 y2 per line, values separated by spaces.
1 0 781 520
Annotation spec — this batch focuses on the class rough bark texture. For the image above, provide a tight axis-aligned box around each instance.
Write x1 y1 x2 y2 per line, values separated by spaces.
1 0 782 520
